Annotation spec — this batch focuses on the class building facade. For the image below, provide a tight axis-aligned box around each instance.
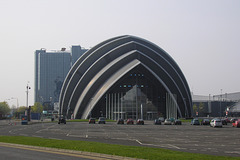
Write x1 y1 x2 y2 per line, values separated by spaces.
192 92 240 117
34 46 87 110
59 35 193 120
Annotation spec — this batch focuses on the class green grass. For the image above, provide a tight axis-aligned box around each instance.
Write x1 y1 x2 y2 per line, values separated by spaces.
180 118 192 123
0 136 239 160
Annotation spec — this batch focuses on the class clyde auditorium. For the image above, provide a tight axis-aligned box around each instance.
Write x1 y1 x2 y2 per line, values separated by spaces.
59 35 193 120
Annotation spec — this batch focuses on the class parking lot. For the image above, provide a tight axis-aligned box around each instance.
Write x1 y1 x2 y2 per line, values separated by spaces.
1 120 240 157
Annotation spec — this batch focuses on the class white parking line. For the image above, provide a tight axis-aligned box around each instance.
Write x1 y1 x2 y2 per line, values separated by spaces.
167 144 181 149
225 151 240 154
135 139 142 145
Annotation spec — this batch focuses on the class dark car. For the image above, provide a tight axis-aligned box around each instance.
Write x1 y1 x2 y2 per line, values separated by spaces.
137 119 144 125
154 119 162 125
58 115 66 124
127 118 134 125
169 117 175 123
191 119 200 125
201 119 210 125
174 119 182 125
117 119 124 124
98 117 106 124
224 118 231 123
89 118 96 124
221 119 227 125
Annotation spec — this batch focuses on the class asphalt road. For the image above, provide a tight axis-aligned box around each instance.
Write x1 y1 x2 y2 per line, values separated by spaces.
0 143 90 160
0 121 240 157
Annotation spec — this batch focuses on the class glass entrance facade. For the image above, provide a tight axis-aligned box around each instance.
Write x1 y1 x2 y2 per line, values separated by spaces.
91 65 178 120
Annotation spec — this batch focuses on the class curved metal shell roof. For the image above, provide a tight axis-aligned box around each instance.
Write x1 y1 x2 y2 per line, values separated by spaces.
59 35 192 119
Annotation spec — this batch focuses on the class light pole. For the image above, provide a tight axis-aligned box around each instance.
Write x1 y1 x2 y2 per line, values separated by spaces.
26 83 31 108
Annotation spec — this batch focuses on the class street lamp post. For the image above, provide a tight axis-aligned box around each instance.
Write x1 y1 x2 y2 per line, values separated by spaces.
26 83 31 108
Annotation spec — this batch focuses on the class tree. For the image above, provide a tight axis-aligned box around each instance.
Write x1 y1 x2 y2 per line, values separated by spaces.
31 102 43 113
15 106 28 119
199 102 206 116
199 102 205 113
0 102 11 115
193 104 198 114
17 106 28 114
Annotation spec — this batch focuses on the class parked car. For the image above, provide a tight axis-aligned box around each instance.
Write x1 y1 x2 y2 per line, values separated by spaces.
89 118 96 124
221 119 227 125
201 119 210 125
169 117 175 122
224 118 231 123
136 119 144 125
230 118 238 123
191 119 200 125
98 117 106 124
232 119 240 128
117 119 124 124
58 115 66 124
164 119 172 125
127 118 134 125
210 118 222 128
154 119 162 125
174 119 182 125
158 117 165 122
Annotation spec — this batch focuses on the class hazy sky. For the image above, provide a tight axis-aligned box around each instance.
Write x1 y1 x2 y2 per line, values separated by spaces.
0 0 239 107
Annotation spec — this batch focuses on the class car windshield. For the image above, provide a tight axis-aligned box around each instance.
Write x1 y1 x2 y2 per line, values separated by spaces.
99 117 105 120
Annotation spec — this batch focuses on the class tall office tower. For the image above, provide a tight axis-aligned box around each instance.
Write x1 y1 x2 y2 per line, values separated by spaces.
34 46 87 110
34 48 71 106
71 45 88 65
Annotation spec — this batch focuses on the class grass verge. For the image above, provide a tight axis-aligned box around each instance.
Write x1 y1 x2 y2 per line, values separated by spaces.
0 136 239 160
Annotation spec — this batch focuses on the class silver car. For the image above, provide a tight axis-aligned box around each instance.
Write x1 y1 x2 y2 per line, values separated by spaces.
164 119 172 125
210 118 222 128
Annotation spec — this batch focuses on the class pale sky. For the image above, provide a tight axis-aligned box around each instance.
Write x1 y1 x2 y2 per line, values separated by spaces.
0 0 239 107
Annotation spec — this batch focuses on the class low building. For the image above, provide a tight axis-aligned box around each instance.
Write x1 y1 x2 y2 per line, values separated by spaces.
192 92 240 117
